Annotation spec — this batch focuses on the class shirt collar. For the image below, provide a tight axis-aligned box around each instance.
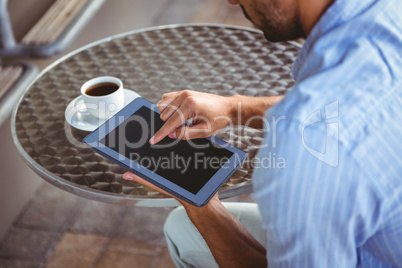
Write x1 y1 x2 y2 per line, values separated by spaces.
292 0 378 81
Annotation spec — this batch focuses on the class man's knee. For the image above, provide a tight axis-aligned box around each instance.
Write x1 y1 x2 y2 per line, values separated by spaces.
163 206 188 240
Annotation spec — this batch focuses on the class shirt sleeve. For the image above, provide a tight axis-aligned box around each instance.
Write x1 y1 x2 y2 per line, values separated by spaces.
252 116 383 267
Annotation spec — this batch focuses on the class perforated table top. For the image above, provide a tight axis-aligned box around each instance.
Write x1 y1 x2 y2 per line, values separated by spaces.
12 24 300 205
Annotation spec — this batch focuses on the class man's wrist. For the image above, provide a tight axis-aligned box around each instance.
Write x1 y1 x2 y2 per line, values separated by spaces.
227 94 284 127
226 94 244 125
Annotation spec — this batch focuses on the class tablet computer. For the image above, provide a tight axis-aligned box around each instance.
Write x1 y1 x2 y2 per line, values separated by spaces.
83 97 247 207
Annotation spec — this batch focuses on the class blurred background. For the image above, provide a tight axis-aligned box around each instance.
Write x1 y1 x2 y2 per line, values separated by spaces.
0 0 252 267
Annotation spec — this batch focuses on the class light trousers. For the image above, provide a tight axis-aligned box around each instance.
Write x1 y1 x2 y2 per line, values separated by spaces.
163 202 266 268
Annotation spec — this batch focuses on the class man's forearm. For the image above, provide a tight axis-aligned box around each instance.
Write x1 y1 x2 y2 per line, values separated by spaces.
183 198 267 268
229 95 284 129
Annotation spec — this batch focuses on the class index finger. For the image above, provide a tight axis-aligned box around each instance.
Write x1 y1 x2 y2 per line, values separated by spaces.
149 108 188 144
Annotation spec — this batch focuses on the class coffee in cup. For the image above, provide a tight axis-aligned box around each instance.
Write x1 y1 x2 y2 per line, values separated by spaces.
85 82 120 96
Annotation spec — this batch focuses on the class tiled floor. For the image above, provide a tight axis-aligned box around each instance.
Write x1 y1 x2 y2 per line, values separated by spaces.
0 1 254 267
0 184 254 268
0 182 174 268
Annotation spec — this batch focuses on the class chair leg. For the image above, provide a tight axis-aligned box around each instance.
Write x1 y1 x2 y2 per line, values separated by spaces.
0 0 16 50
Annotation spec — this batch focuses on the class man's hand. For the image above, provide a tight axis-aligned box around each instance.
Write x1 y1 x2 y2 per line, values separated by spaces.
149 90 237 144
149 90 284 145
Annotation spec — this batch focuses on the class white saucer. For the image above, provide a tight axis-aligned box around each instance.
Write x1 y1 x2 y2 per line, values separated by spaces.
65 89 141 132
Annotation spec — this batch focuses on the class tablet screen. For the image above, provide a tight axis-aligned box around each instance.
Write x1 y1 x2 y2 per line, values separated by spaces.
99 106 233 194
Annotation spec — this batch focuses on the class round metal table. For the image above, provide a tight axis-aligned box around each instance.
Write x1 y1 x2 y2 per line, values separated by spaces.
12 24 299 206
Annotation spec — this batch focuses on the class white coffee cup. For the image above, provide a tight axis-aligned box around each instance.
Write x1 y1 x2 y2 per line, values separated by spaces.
80 76 125 120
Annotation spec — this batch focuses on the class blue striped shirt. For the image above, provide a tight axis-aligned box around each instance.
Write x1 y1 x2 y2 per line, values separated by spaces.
252 0 402 267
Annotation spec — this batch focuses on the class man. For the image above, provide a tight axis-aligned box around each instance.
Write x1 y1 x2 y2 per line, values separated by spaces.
123 0 402 266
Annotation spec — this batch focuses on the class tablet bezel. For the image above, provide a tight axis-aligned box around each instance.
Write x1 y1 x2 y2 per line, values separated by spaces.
83 97 247 207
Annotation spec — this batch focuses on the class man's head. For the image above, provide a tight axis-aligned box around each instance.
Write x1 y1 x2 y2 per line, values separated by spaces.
227 0 334 42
